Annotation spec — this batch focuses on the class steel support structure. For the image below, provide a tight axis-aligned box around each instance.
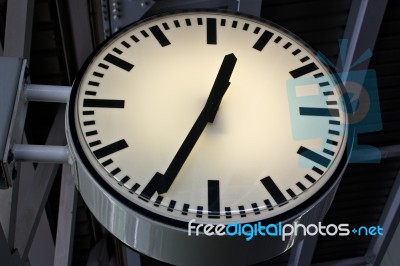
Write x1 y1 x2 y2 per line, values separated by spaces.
53 165 78 266
3 0 35 60
365 168 400 265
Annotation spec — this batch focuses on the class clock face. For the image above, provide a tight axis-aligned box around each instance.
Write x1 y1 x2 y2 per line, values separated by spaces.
69 10 348 225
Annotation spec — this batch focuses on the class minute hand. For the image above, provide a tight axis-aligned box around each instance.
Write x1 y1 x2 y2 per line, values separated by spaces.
156 53 237 194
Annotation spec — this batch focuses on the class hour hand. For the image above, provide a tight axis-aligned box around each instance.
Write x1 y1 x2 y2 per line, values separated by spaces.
207 53 237 122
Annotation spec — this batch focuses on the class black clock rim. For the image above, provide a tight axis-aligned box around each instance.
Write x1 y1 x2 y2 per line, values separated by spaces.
68 8 355 229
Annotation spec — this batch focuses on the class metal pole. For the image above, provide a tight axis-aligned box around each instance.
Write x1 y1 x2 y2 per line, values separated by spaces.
12 144 71 164
24 84 71 103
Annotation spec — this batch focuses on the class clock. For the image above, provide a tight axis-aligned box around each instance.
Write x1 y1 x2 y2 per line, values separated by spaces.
66 10 352 265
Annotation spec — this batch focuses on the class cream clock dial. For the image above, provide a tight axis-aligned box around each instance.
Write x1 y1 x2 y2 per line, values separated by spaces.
69 11 348 225
67 10 352 265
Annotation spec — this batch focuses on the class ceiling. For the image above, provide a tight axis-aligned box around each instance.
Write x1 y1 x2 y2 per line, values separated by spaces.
1 0 399 265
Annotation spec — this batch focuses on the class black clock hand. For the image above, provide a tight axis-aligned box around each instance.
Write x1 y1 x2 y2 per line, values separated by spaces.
138 53 236 198
156 53 237 194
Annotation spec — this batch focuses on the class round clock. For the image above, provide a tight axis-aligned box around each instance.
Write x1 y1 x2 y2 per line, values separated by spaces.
66 10 352 265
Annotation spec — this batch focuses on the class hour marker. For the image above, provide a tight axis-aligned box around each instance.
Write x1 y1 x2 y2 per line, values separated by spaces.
243 23 249 31
208 180 220 218
292 49 301 55
83 120 95 126
326 101 337 105
185 18 191 26
140 30 149 38
85 130 97 136
168 200 176 212
129 183 140 193
93 72 104 78
121 41 130 48
197 18 203 25
274 36 282 43
305 174 316 183
130 35 139 42
93 139 128 159
118 176 130 185
287 189 296 198
82 111 94 115
299 107 339 117
283 42 292 49
297 146 331 168
85 91 96 96
327 139 338 146
221 19 226 26
89 140 101 147
196 206 203 218
314 73 324 78
173 20 180 28
323 148 335 156
253 26 260 34
182 204 189 215
101 159 113 167
323 91 334 96
162 22 169 30
98 63 109 69
110 167 121 176
104 53 134 72
319 81 330 87
113 48 122 54
154 196 163 207
225 207 232 218
83 99 124 108
149 25 171 47
296 182 307 191
251 203 260 215
232 20 238 28
329 120 340 125
329 129 340 135
238 205 246 217
300 56 309 62
264 199 274 210
207 18 217 44
253 30 274 51
88 81 99 86
261 176 287 206
312 166 324 175
290 63 318 78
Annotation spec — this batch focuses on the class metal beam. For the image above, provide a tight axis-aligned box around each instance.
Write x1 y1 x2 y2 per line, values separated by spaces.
3 0 35 60
312 256 367 266
0 57 23 189
0 223 20 266
147 0 238 16
9 106 66 263
63 0 94 69
337 0 388 81
107 0 155 35
28 211 55 266
237 0 262 16
288 236 319 266
365 169 400 265
53 165 77 266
